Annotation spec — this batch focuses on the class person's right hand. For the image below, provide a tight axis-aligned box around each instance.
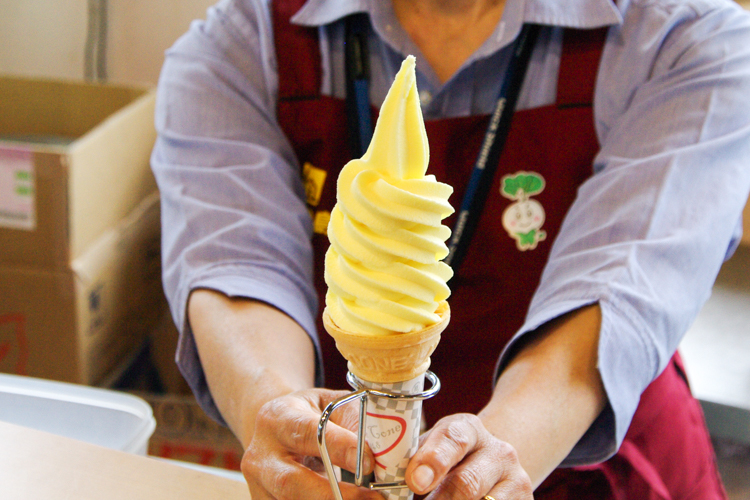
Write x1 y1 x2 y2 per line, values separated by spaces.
241 388 383 500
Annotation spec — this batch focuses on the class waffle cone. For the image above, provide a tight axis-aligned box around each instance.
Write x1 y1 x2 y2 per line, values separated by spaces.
322 301 450 384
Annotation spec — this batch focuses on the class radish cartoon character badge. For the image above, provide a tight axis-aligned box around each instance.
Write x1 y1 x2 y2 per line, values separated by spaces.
501 172 547 251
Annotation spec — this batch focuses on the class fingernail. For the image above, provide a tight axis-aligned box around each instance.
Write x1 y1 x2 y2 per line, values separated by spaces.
345 448 372 472
412 464 435 491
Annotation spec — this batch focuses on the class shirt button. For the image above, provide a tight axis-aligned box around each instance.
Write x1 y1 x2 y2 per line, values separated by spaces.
419 90 432 106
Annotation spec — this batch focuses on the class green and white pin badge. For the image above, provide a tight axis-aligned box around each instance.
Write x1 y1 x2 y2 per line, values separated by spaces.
501 172 547 251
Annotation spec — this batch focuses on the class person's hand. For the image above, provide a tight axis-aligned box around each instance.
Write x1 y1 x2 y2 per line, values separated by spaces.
405 414 533 500
241 388 383 500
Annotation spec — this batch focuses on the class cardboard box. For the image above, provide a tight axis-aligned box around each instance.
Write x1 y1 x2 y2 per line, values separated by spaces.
148 308 192 395
139 392 244 472
0 76 157 269
0 192 164 385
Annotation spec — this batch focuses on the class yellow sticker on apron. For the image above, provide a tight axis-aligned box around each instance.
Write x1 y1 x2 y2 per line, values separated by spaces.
302 162 327 207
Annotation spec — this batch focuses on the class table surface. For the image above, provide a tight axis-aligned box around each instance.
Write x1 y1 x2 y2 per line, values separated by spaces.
0 420 251 500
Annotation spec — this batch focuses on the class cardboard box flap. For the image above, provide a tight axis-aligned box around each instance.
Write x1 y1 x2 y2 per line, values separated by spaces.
71 192 162 384
68 92 157 259
0 76 147 140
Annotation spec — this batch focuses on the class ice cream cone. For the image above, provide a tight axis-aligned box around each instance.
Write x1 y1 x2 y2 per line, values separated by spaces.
323 301 449 500
322 301 450 384
321 55 452 500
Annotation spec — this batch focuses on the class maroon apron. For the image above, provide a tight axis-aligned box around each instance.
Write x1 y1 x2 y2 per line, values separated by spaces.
272 1 727 498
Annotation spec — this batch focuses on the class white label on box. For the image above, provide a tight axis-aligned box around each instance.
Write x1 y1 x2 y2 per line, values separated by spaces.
0 147 35 230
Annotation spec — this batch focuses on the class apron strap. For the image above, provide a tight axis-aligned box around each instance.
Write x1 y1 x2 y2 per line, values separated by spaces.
273 0 321 100
557 28 608 107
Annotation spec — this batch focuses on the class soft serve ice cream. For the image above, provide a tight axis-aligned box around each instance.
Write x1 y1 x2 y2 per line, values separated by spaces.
325 55 454 337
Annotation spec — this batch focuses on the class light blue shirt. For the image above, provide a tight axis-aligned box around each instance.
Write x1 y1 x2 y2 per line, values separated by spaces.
151 0 750 465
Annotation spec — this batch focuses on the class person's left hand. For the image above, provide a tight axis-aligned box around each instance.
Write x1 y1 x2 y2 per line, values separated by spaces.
404 413 533 500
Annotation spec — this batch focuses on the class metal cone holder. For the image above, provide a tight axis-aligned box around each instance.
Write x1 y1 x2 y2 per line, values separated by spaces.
317 371 441 500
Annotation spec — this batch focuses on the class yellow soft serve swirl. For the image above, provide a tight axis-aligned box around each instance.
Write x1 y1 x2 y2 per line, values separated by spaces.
325 56 454 336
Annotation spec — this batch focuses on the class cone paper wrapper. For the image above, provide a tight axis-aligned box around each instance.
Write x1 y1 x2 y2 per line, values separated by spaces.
358 374 425 500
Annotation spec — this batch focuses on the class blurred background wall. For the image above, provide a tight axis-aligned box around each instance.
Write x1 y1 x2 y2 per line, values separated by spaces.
0 0 216 85
3 0 749 87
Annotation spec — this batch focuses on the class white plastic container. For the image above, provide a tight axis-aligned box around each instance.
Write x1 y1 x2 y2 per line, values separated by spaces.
0 373 156 455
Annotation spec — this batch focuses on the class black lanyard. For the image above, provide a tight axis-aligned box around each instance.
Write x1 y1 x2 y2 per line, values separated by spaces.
345 13 374 158
445 23 540 272
345 16 541 274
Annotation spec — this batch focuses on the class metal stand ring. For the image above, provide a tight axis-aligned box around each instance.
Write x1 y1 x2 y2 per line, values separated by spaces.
317 371 440 500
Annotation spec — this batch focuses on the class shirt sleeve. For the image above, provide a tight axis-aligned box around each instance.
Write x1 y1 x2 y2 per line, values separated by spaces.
497 0 750 465
150 0 323 423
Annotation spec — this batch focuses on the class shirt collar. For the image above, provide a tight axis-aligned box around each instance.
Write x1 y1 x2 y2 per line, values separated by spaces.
291 0 623 31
